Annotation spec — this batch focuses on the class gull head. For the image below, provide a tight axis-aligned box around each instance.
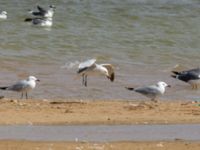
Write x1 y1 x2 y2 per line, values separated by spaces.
1 11 7 15
28 76 40 82
100 67 109 77
49 5 56 10
157 81 171 88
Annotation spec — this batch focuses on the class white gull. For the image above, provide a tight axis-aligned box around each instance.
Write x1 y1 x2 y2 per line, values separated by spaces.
77 59 115 87
0 11 7 19
0 76 40 99
125 81 171 102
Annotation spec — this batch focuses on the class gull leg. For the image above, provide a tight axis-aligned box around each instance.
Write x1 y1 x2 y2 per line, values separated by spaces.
193 84 197 90
84 75 87 87
21 92 23 99
82 75 85 86
151 98 158 103
26 92 28 99
192 84 194 90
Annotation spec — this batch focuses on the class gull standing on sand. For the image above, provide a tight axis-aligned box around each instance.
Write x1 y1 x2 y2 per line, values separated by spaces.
77 59 115 87
171 68 200 89
0 11 7 19
0 76 40 99
125 81 171 102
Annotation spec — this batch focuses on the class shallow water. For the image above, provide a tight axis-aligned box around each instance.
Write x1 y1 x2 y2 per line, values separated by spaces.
0 0 200 100
0 124 200 142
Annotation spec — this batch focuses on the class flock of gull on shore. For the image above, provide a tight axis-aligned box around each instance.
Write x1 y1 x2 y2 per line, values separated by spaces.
0 6 200 101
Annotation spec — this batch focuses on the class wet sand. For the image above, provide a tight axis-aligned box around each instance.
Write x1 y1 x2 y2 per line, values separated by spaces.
0 99 199 125
0 140 200 150
0 99 200 149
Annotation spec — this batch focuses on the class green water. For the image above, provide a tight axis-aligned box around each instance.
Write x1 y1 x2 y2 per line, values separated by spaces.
0 0 200 100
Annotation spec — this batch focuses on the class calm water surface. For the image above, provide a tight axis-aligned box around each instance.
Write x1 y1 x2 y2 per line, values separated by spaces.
0 0 200 100
0 124 200 141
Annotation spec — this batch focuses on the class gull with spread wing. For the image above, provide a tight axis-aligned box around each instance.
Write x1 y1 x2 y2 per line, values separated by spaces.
77 59 115 87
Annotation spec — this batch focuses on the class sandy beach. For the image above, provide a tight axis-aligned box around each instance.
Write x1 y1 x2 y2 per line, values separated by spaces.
0 99 199 149
0 140 200 150
0 99 199 125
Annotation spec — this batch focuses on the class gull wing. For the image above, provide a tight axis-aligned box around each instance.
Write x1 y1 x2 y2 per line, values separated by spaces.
37 5 46 13
178 72 200 82
185 68 200 77
8 80 28 92
77 59 96 74
134 86 160 97
32 18 43 25
32 11 43 16
172 68 200 82
101 64 115 82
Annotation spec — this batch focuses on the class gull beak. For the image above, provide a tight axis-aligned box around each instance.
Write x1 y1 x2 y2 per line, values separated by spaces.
36 79 40 82
106 76 112 82
106 74 114 82
167 85 171 88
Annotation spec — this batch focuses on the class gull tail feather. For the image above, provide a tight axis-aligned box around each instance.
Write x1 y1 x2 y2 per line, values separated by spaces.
171 75 177 79
172 71 180 75
24 18 33 22
125 87 135 91
0 87 8 90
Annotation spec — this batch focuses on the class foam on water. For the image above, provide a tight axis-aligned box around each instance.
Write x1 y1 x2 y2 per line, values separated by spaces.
61 61 80 69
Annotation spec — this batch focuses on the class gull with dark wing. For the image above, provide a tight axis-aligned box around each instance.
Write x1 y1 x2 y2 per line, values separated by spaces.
29 5 56 18
0 76 40 99
24 17 53 27
171 67 200 89
77 59 115 87
125 81 171 102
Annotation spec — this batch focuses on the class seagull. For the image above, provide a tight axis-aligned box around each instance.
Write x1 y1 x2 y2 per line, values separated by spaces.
171 68 200 89
125 81 171 102
77 59 115 87
0 76 40 99
0 11 7 19
24 17 53 27
29 5 56 18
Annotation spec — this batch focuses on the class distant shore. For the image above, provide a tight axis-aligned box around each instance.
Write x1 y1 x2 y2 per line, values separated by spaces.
0 98 199 125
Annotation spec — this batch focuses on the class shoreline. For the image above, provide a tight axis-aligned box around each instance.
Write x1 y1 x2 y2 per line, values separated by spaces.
0 140 200 150
0 99 200 149
0 98 199 125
